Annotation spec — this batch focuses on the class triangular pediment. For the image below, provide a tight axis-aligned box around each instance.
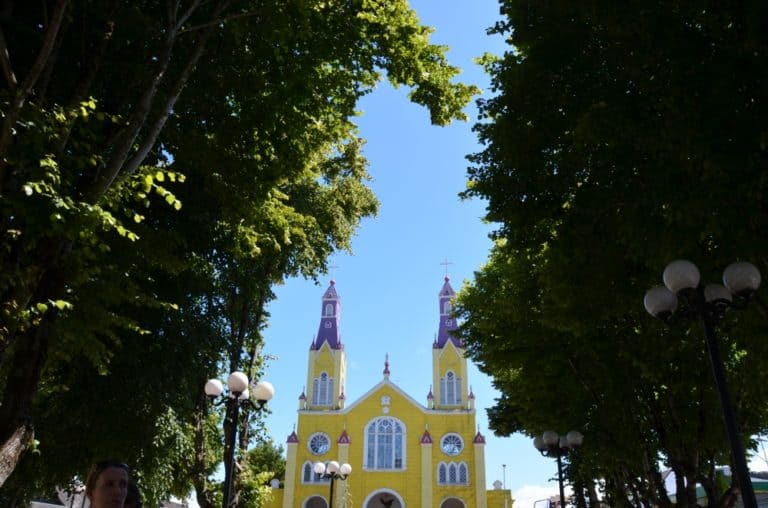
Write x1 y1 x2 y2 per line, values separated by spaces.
342 378 427 414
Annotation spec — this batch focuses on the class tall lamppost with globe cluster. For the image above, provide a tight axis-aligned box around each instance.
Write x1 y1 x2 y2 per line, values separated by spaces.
534 430 584 508
205 371 275 508
644 259 761 508
314 460 352 508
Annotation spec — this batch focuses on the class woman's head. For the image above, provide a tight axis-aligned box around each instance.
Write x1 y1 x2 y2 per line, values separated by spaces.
85 460 129 508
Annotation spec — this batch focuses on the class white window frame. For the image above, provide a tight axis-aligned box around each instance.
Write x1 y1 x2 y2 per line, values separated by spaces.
439 371 462 405
363 416 406 470
301 460 330 484
312 372 334 406
437 461 469 485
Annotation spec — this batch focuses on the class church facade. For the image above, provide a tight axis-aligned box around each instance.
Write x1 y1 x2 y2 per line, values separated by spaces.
268 277 512 508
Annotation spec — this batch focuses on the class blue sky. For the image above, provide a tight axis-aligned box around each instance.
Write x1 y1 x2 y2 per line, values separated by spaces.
257 2 565 507
242 4 768 508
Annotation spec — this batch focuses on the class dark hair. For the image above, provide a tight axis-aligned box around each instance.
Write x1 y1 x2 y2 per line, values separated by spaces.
85 460 129 495
125 481 142 508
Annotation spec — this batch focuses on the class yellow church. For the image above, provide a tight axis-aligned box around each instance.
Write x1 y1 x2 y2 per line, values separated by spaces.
267 277 512 508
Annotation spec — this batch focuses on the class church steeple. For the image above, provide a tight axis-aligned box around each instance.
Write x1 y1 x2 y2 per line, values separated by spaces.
435 276 460 348
305 280 347 410
431 275 470 410
312 280 342 350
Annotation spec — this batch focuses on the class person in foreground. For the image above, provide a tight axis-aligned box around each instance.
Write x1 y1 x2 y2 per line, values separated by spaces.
85 460 129 508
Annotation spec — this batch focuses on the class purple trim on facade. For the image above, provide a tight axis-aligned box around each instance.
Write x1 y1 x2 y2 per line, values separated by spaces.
299 391 306 400
473 431 486 444
420 430 433 444
436 276 462 348
313 280 342 350
287 431 299 443
338 430 351 444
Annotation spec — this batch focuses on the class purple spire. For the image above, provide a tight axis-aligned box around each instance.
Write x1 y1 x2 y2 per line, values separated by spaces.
435 276 461 348
312 280 342 350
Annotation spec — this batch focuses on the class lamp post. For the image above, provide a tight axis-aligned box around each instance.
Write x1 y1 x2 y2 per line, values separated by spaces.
503 463 508 508
533 430 584 508
644 259 761 508
205 371 275 508
313 460 351 508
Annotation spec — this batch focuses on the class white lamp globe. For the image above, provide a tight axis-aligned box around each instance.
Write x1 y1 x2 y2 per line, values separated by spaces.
313 462 326 475
339 463 352 476
723 261 761 296
204 379 224 397
566 430 584 447
542 431 559 447
253 380 275 402
663 259 701 293
644 286 678 318
227 371 249 394
704 283 733 304
327 461 340 474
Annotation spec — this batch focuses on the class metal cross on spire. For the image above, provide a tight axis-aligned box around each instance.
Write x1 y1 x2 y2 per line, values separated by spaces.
440 258 453 277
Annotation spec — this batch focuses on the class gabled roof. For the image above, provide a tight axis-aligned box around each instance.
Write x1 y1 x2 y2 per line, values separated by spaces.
298 376 474 417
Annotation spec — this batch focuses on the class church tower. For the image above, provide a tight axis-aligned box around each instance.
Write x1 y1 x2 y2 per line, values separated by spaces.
272 275 507 508
432 276 470 409
304 280 346 410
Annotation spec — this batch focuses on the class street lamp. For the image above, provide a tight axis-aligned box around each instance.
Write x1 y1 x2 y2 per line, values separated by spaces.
644 259 761 508
313 460 352 508
533 430 584 508
205 371 275 508
503 463 508 508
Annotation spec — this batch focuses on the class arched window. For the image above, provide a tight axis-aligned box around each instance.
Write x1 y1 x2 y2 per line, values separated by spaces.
443 301 452 314
440 371 462 405
312 372 334 405
437 461 469 485
438 463 448 484
364 417 405 470
302 461 330 484
324 303 334 316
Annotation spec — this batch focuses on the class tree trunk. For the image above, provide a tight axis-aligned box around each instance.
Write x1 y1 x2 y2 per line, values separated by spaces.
0 422 33 485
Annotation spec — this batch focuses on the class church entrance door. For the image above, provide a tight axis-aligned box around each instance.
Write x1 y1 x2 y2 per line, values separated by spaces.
363 490 404 508
304 495 327 508
439 498 465 508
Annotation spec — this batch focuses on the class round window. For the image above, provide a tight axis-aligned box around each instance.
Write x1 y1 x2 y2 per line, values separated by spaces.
440 433 464 456
308 432 331 455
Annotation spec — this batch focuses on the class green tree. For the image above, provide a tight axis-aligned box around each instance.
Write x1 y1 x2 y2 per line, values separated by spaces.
237 438 286 508
457 2 768 506
0 0 477 491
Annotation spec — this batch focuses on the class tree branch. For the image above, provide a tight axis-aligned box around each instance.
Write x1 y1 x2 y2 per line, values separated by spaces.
178 7 259 34
120 16 218 178
0 28 18 91
54 19 115 160
87 17 180 202
0 0 69 184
